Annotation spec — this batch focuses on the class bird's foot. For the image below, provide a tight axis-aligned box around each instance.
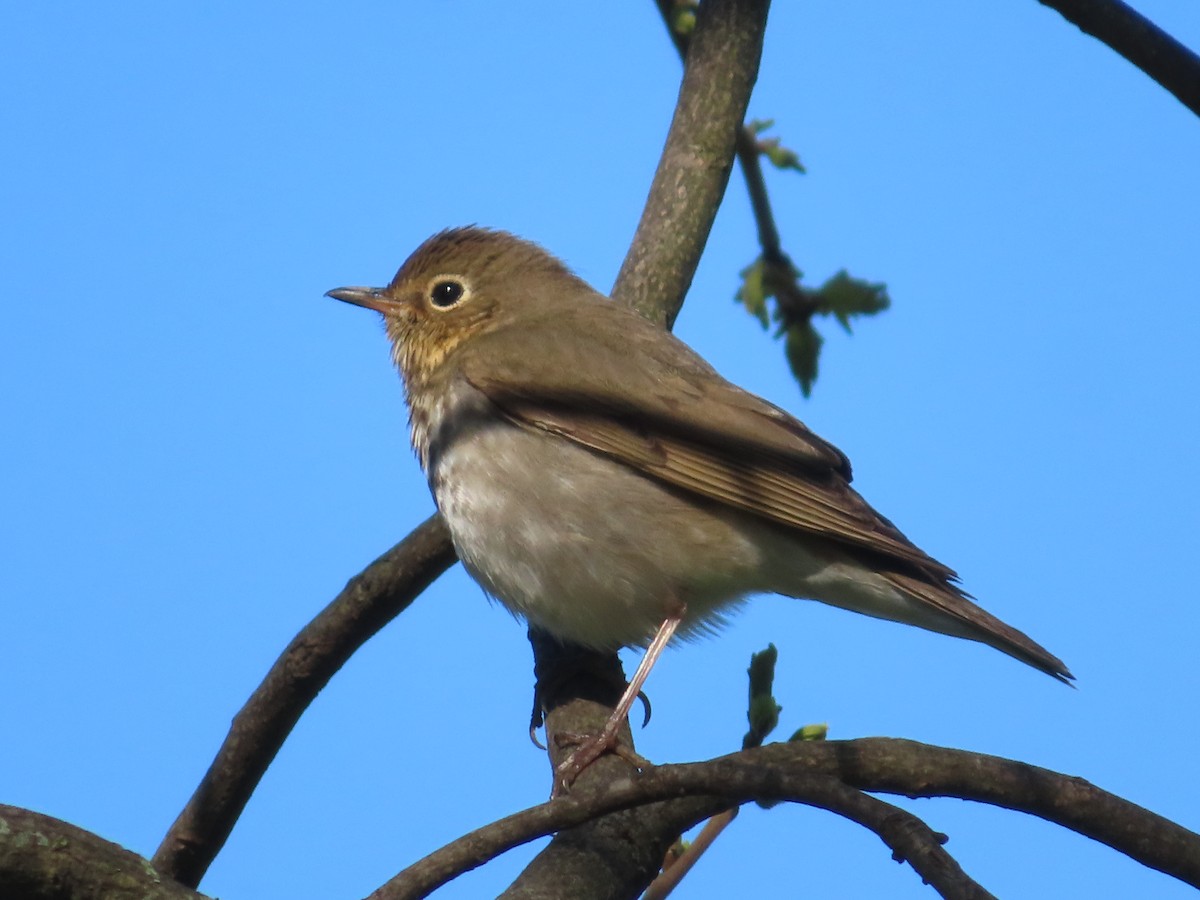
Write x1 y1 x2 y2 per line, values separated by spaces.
551 727 651 797
542 612 683 796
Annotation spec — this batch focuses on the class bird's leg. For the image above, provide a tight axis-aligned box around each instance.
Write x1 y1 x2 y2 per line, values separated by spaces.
552 608 684 796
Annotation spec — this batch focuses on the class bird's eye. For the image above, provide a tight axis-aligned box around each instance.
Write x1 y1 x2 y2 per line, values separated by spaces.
429 279 466 309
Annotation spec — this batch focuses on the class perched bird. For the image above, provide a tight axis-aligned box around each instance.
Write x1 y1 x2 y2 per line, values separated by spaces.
329 227 1071 786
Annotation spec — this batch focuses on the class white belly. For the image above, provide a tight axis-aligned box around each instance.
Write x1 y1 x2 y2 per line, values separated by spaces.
430 421 777 649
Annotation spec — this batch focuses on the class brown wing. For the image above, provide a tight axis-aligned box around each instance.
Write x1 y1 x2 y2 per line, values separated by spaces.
459 298 957 583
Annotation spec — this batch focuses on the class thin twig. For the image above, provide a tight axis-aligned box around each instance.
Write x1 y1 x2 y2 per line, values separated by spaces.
822 788 994 900
733 125 816 324
152 514 456 887
642 808 737 900
735 126 784 260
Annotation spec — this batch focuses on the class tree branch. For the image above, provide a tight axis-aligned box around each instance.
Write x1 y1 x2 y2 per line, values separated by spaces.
506 2 773 896
140 4 1200 898
781 782 995 900
151 514 456 888
1036 0 1200 117
371 739 1200 899
734 125 785 261
824 738 1200 887
0 805 212 900
507 632 729 900
641 808 738 900
656 0 823 389
654 1 799 289
156 2 773 894
612 0 772 328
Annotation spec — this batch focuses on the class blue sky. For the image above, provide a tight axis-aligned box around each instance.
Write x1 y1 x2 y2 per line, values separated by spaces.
3 3 1198 898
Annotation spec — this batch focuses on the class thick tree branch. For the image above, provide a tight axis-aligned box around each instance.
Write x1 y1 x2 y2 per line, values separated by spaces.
156 3 773 894
138 4 1199 898
655 1 793 272
152 514 456 888
657 2 820 356
372 739 1200 899
0 805 211 900
505 635 728 900
9 2 1192 898
506 2 773 897
1036 0 1200 117
375 754 987 900
612 0 771 328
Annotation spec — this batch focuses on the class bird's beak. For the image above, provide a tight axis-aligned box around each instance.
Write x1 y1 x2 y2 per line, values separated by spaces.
325 285 393 315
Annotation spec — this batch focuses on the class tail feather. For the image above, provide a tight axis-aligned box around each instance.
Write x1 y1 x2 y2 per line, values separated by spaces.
880 571 1073 684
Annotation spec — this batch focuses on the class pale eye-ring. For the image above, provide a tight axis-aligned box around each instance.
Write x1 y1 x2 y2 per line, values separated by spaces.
429 279 466 309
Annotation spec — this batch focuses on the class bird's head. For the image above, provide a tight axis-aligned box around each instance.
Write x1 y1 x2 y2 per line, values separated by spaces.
327 226 586 389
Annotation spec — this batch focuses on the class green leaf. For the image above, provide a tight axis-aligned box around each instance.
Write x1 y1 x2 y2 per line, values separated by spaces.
760 137 805 173
735 254 886 398
814 270 889 333
745 120 805 172
668 1 697 36
789 723 829 742
735 258 770 328
783 321 823 397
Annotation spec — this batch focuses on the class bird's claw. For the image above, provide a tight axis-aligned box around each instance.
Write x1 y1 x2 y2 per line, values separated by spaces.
550 730 651 797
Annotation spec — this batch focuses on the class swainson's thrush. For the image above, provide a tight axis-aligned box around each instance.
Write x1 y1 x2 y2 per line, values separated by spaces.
329 227 1070 785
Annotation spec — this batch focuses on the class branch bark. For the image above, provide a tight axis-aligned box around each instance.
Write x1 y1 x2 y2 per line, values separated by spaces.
119 3 1200 898
0 805 212 900
655 0 795 273
1036 0 1200 117
507 1 773 896
151 514 456 887
371 739 1200 899
153 2 774 894
612 0 772 329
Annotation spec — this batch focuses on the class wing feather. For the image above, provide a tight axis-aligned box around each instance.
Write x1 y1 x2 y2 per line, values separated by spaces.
454 299 1071 681
458 298 956 580
483 394 955 580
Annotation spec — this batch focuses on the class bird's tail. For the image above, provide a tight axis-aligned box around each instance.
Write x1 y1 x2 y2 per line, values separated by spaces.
879 570 1073 684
